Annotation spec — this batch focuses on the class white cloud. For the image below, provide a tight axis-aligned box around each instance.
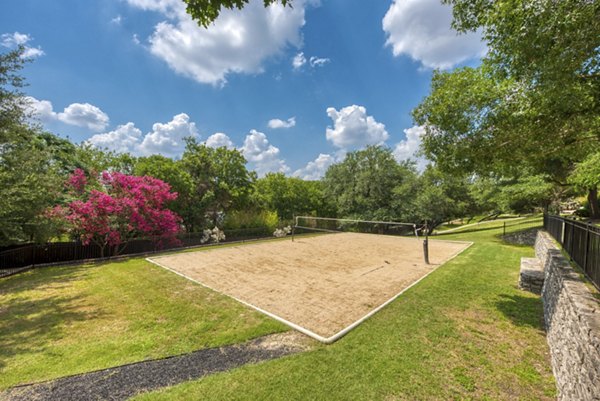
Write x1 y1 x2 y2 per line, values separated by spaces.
325 105 389 149
26 97 109 132
126 0 181 16
293 52 330 70
128 0 307 85
382 0 486 69
139 113 198 156
1 32 30 47
132 34 141 45
87 113 199 157
393 125 428 170
26 97 55 122
205 132 234 149
292 52 306 69
111 15 123 25
268 116 296 129
22 47 45 58
57 103 110 132
293 153 336 180
1 32 45 58
241 129 289 176
87 123 143 154
309 56 330 67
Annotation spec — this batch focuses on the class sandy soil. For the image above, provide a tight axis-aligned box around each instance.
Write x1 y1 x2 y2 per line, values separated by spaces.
148 233 471 339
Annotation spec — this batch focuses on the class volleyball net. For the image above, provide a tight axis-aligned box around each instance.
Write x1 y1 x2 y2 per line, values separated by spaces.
293 216 430 264
294 216 421 238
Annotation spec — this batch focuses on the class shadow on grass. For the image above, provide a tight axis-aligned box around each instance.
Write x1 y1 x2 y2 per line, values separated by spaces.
0 264 94 294
494 293 545 331
0 265 103 371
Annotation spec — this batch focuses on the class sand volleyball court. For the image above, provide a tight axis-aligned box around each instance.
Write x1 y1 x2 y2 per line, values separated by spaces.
147 233 471 342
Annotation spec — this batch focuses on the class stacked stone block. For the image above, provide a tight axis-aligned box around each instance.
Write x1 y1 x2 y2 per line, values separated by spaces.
525 231 600 400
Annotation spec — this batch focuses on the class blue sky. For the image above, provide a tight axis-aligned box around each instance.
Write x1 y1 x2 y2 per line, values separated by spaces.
1 0 485 178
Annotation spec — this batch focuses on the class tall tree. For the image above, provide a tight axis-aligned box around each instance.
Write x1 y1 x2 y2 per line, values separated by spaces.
181 138 255 230
0 46 29 141
254 173 330 220
134 155 194 229
0 48 66 244
0 128 62 244
568 152 600 218
410 166 475 231
414 0 600 215
497 175 555 214
323 146 416 221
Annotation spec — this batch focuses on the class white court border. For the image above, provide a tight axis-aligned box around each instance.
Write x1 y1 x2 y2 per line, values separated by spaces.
146 239 474 344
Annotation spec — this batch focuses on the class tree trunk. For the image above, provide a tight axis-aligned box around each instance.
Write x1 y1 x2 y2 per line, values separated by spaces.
588 188 599 219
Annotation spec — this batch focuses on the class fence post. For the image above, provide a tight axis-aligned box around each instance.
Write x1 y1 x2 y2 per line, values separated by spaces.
583 222 590 273
503 221 506 236
291 214 295 242
423 221 430 265
543 213 546 229
568 222 575 261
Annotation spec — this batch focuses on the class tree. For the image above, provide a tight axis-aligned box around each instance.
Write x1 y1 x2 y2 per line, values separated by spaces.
468 176 503 219
72 142 137 175
414 0 600 210
0 127 63 244
447 0 599 94
134 155 194 229
0 46 30 142
497 175 555 215
0 48 67 244
254 173 330 220
568 152 600 218
51 169 181 256
323 146 416 221
410 166 475 232
181 138 255 230
182 0 291 27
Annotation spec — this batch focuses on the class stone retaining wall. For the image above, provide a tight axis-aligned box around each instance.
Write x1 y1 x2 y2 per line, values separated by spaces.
503 228 539 246
537 231 600 400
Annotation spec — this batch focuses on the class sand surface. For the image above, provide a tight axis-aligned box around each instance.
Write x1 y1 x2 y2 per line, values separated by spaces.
149 233 471 339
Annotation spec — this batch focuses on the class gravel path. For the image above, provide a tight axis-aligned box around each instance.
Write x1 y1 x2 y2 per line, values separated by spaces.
0 332 309 401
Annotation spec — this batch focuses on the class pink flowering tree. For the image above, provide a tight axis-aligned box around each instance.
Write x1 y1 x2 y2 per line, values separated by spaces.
50 169 182 257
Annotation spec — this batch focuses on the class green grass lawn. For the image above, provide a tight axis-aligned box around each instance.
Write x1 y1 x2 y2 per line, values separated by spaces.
131 217 556 400
0 220 555 399
0 251 287 390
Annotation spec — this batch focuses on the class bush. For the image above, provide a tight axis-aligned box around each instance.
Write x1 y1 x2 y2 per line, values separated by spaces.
223 210 279 231
574 206 590 218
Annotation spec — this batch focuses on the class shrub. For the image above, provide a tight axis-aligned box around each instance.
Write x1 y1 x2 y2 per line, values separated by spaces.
223 210 278 231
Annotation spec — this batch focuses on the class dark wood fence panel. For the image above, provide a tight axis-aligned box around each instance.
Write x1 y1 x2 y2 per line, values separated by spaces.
0 227 275 278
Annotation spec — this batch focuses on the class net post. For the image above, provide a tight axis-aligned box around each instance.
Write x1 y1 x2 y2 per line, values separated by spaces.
423 221 430 265
292 214 295 242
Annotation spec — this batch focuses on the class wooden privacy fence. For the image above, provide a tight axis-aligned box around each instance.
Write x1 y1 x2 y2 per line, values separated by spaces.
0 227 274 278
544 214 600 291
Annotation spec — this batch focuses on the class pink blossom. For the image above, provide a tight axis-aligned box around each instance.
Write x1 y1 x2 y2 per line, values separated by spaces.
52 170 182 253
67 168 88 193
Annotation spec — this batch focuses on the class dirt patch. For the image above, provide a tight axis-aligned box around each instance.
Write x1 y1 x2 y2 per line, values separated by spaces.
149 233 471 340
249 332 314 352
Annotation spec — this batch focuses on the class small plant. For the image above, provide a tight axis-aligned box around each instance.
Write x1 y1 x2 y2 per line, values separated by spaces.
273 226 292 238
201 227 226 244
